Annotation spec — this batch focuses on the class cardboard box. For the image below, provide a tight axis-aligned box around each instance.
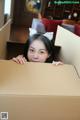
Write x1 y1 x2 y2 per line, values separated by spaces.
0 19 11 59
55 26 80 77
0 26 80 120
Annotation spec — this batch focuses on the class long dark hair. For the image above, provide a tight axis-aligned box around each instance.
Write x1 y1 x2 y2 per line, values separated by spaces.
23 33 53 63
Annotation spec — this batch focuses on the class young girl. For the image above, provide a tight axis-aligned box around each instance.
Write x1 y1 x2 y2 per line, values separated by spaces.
12 34 63 65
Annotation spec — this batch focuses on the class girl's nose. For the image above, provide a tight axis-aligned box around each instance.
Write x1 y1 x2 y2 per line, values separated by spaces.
33 53 39 59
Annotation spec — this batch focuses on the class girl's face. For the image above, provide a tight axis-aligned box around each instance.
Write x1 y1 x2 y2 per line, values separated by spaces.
27 40 49 62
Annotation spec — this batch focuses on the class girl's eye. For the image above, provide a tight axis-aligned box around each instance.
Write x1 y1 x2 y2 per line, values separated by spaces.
40 51 45 54
29 49 34 52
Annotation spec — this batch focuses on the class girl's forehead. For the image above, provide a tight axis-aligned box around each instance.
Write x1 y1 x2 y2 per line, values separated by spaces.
30 39 44 45
30 39 46 49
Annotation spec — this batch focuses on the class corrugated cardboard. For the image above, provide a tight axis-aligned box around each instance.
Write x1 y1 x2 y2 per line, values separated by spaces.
0 26 80 120
0 19 11 59
0 60 80 120
55 26 80 77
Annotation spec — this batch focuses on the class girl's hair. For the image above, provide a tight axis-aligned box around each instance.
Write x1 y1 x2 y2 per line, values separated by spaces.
23 33 53 63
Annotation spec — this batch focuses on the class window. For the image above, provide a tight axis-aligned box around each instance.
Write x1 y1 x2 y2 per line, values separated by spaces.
4 0 11 15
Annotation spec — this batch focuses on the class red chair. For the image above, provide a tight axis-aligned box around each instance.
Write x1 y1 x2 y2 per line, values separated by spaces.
75 24 80 36
42 18 62 33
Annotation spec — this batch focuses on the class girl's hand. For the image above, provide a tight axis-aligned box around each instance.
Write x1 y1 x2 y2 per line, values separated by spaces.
12 55 27 64
52 61 63 66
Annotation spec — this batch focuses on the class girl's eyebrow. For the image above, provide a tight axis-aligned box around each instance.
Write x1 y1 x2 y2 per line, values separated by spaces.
30 46 46 50
39 49 46 51
29 46 35 49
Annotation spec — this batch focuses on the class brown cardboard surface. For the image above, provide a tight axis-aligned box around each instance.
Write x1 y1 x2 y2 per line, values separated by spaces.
0 60 79 95
0 19 11 59
0 60 80 120
0 95 80 120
